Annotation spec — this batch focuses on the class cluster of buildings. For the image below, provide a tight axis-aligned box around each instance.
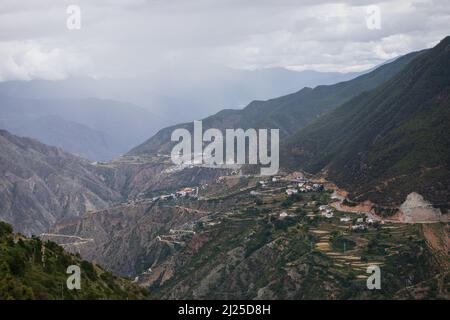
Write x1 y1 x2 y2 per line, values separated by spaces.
297 181 324 193
152 187 198 202
285 188 299 196
284 175 325 194
254 174 325 196
350 216 376 231
284 181 324 195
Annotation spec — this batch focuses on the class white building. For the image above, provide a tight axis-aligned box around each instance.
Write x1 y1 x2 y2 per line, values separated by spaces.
321 210 334 218
279 212 289 219
286 188 298 196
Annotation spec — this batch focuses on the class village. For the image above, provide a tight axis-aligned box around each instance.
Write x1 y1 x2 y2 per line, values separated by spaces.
148 172 383 255
140 171 381 232
124 166 448 298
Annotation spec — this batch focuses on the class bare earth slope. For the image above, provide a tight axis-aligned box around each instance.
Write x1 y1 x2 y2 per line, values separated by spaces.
0 129 121 235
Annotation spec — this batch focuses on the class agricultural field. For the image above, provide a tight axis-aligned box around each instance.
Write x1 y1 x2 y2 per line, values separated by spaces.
141 175 449 299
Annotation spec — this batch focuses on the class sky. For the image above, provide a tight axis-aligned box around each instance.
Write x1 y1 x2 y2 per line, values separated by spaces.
0 0 449 81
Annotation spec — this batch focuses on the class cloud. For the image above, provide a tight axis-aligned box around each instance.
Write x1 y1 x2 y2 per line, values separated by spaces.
0 0 449 80
0 41 92 81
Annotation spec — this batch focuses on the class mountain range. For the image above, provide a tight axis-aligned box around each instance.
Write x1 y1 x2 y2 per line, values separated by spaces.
129 37 450 210
0 95 161 161
0 37 449 300
0 67 365 162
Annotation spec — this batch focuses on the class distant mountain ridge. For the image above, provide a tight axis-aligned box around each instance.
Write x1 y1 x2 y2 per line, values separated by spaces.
128 37 450 209
0 114 118 160
0 67 363 125
128 50 423 156
0 95 161 161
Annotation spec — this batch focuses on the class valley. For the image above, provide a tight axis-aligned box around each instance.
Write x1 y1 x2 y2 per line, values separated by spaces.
41 158 450 299
1 36 449 300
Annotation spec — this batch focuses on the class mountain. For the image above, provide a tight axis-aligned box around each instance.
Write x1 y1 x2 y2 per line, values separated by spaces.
0 129 121 235
48 173 450 299
0 68 363 126
128 51 422 156
47 200 206 277
0 95 161 161
5 40 446 300
0 221 148 299
283 36 450 208
0 115 118 161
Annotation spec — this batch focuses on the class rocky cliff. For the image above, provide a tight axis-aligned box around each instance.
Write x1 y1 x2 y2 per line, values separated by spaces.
0 130 121 235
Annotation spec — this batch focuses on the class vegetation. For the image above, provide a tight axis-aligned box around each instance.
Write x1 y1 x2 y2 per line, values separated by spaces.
146 180 449 299
283 37 450 207
0 222 148 300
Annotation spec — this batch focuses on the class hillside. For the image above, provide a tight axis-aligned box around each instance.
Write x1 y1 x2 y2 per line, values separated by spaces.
128 50 422 156
0 129 121 235
48 175 450 299
283 36 450 208
0 222 148 299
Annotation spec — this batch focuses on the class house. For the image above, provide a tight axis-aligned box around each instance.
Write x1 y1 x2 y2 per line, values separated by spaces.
258 181 267 187
319 204 334 218
176 191 187 197
340 216 351 222
356 217 364 223
290 176 306 183
286 188 298 196
279 212 289 219
312 184 324 192
351 224 367 231
181 187 196 194
322 211 334 218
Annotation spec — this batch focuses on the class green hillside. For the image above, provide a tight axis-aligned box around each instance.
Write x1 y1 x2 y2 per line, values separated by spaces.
0 222 148 300
283 36 450 207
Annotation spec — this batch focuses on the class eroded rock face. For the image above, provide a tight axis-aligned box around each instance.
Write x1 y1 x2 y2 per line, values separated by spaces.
0 130 121 235
399 192 442 223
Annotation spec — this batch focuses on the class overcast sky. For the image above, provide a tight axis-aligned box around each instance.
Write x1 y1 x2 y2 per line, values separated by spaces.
1 0 449 81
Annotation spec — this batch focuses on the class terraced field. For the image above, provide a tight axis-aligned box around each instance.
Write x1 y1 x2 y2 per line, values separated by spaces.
137 176 449 299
